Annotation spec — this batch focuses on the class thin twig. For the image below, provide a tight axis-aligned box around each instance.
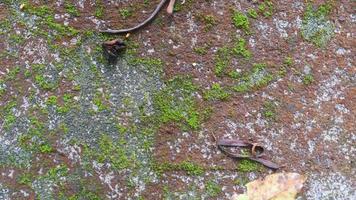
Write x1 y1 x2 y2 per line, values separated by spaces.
100 0 174 34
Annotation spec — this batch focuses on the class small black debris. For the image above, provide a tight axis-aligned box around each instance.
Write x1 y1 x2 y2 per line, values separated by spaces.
102 39 126 64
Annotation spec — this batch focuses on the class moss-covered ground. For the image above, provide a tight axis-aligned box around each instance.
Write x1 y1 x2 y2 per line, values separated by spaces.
0 0 355 199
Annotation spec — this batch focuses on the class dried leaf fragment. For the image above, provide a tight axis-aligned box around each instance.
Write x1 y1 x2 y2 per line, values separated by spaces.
233 173 306 200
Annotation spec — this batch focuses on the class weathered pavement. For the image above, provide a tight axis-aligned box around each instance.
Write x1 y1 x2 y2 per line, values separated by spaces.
0 0 355 199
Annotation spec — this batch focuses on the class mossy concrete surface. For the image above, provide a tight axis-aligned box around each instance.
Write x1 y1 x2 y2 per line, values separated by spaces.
0 0 355 199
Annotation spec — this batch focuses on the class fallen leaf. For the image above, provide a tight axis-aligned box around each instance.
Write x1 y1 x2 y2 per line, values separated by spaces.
232 172 306 200
233 194 249 200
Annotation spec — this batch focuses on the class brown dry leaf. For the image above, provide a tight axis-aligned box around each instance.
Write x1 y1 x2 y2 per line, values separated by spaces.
233 173 306 200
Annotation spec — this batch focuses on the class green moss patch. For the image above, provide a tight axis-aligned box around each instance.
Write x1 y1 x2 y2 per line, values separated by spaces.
214 46 231 77
196 13 217 31
153 77 201 130
23 4 79 38
233 63 274 93
203 83 230 101
258 0 274 18
303 74 315 85
301 2 334 47
233 38 252 59
262 100 278 121
237 159 263 172
153 160 205 176
64 1 80 17
232 11 250 33
205 180 222 197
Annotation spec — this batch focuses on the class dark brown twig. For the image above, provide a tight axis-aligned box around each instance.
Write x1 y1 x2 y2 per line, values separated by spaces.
166 0 176 14
99 0 173 34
